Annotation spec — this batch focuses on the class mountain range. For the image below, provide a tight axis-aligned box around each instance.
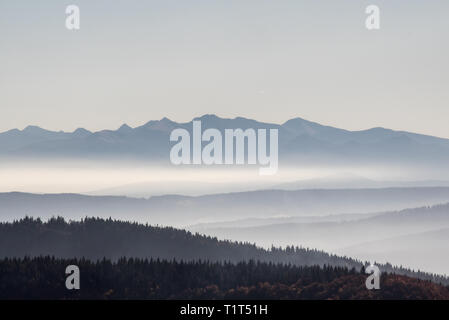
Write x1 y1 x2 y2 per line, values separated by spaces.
2 114 449 165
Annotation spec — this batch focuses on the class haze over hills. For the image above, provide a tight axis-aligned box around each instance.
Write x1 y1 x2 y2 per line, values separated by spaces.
2 114 449 166
2 187 449 275
190 202 449 248
189 212 384 230
2 187 449 227
189 203 449 275
273 173 449 191
338 228 449 276
86 173 449 198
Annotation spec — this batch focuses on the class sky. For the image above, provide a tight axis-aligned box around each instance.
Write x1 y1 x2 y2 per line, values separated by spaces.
1 0 449 137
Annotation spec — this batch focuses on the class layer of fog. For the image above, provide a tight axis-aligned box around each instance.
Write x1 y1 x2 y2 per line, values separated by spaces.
189 204 449 275
2 160 449 197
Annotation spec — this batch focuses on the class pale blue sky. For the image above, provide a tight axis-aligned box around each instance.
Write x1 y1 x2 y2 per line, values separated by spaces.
1 0 448 137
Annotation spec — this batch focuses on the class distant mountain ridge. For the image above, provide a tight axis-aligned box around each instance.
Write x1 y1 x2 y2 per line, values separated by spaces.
2 114 449 165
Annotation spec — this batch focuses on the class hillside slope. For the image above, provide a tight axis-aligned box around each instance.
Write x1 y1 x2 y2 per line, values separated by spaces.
0 217 446 285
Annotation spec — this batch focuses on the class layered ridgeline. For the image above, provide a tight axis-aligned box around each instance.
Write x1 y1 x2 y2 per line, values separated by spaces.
189 202 449 275
1 257 449 300
2 114 449 166
3 188 449 226
0 217 447 286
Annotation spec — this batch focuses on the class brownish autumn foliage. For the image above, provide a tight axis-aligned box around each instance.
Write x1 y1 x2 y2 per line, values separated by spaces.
220 274 449 300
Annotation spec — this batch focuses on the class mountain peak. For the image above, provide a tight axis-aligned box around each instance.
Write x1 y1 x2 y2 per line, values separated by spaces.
143 117 174 126
118 124 132 132
22 125 47 133
73 127 90 133
138 117 177 132
193 114 222 121
73 128 92 136
282 117 320 127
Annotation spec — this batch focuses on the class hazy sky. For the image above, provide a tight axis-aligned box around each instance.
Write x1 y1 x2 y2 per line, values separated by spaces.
1 1 448 137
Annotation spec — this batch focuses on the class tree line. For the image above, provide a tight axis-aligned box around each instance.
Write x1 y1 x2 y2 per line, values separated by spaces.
1 256 448 299
0 216 447 286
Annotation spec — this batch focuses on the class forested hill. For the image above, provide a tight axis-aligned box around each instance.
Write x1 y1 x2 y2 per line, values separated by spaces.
1 257 448 300
0 217 447 285
0 217 354 267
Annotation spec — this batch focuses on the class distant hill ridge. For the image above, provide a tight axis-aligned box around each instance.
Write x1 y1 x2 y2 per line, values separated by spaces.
2 188 449 226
